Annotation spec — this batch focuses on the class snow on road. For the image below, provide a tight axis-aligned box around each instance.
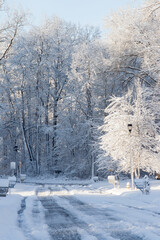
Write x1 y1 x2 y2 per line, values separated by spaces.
0 178 160 240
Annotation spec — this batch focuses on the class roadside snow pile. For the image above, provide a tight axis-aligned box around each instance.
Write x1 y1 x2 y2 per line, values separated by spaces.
0 194 24 240
8 176 16 188
0 179 9 187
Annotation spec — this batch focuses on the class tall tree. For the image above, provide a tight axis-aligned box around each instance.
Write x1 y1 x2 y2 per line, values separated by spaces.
0 1 26 175
99 81 160 176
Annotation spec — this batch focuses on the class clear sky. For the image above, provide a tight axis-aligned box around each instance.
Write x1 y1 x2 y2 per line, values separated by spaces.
7 0 143 31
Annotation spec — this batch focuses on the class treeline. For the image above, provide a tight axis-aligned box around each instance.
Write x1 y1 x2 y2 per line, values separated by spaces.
0 0 160 178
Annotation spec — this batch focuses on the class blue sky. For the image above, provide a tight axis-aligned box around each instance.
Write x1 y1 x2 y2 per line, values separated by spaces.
8 0 143 30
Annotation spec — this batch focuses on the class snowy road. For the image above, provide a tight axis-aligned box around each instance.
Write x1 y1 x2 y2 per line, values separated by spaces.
2 180 160 240
34 185 144 240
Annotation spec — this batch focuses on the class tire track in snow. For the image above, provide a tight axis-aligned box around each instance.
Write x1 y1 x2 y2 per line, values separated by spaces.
17 197 35 240
37 187 109 240
17 196 50 240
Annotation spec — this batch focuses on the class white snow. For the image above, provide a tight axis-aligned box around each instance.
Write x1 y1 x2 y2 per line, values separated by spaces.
0 179 9 187
0 194 24 240
0 177 160 239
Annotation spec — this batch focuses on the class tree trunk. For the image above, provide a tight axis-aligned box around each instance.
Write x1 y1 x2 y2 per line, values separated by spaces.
45 94 50 172
52 97 58 167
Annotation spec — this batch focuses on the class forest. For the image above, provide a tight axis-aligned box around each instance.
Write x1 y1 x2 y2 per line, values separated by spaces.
0 0 160 179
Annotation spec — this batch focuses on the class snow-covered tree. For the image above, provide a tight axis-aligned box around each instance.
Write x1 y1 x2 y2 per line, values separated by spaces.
99 81 160 177
5 15 103 177
103 0 160 92
0 2 26 175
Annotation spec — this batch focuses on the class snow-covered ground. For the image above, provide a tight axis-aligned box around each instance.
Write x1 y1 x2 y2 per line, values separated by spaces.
0 177 160 240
